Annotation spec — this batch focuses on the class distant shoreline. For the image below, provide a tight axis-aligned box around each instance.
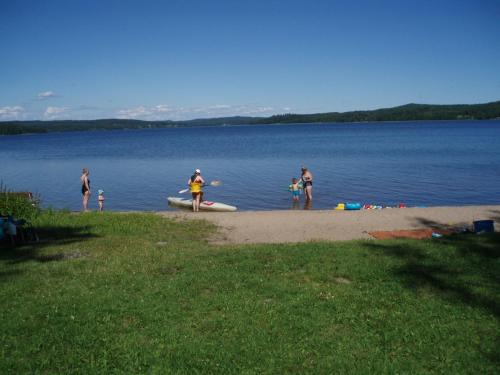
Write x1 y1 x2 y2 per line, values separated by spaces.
1 118 500 138
1 100 500 136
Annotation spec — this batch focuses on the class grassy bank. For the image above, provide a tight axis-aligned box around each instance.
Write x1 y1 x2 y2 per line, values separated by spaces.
1 211 499 374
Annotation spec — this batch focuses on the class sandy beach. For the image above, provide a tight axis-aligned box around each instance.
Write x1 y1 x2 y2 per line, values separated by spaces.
159 205 500 244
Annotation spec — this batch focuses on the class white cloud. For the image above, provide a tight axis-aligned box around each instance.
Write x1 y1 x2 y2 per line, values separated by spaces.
0 103 291 121
38 91 57 99
44 106 69 119
117 104 177 120
211 104 231 109
116 104 287 121
117 106 151 119
0 106 25 119
154 104 173 113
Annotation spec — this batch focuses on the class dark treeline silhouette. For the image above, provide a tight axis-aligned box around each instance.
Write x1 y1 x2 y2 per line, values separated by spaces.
260 101 500 124
1 101 499 135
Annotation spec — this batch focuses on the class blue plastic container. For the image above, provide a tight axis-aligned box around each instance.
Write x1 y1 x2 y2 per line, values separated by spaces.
345 202 362 210
473 220 494 233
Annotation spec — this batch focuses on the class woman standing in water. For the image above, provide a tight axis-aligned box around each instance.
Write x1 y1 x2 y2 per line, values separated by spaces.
81 168 91 211
300 166 313 202
188 168 205 212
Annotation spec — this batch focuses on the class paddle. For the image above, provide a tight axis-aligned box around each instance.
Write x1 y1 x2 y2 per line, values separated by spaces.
178 180 222 194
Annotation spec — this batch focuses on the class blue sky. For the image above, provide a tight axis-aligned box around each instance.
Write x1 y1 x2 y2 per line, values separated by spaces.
1 0 499 121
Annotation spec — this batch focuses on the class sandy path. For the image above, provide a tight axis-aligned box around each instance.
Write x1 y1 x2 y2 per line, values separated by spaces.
158 205 500 244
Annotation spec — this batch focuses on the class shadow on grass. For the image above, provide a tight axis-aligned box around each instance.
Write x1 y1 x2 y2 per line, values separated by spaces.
365 213 500 361
368 214 499 315
411 208 500 231
0 224 99 269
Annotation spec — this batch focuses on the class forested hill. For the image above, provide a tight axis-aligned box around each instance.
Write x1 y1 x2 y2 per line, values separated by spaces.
261 101 500 124
1 101 499 135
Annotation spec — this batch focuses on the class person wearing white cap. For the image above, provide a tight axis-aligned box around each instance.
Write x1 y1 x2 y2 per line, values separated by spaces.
188 168 205 212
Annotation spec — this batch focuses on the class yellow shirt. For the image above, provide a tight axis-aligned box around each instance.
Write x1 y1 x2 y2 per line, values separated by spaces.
190 181 202 193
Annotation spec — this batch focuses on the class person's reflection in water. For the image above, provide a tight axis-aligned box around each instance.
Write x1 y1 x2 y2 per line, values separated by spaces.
303 199 313 210
291 200 301 210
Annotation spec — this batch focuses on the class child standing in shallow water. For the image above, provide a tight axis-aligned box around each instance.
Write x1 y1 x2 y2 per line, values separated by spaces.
98 190 105 212
289 178 302 202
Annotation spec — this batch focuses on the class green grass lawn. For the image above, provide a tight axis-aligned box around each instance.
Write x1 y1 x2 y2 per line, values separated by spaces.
1 211 499 374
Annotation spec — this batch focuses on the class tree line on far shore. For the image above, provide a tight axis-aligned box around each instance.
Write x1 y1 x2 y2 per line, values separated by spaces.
1 100 499 135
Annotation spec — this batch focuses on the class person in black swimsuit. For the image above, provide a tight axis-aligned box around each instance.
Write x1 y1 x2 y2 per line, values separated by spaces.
301 166 313 202
81 168 91 211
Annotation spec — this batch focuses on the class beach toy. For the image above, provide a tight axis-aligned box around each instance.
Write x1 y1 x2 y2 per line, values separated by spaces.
398 203 406 208
473 220 494 234
345 202 361 210
334 203 345 210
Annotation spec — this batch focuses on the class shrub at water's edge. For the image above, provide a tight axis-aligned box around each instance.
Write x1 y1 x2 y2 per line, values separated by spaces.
0 182 40 222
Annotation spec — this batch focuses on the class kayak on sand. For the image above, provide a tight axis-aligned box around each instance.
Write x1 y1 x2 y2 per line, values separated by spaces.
167 197 237 212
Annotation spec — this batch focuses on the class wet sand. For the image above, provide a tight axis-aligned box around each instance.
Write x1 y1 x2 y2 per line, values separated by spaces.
158 205 500 244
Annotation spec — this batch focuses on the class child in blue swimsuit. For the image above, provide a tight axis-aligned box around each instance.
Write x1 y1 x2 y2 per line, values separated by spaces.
289 178 302 202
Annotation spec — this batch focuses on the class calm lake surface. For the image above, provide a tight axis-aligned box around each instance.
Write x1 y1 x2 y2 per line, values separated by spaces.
1 120 499 211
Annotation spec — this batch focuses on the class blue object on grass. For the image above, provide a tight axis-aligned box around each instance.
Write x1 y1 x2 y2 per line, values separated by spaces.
473 220 494 233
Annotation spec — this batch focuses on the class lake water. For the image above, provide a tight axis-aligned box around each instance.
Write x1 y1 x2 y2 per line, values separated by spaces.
1 120 499 211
